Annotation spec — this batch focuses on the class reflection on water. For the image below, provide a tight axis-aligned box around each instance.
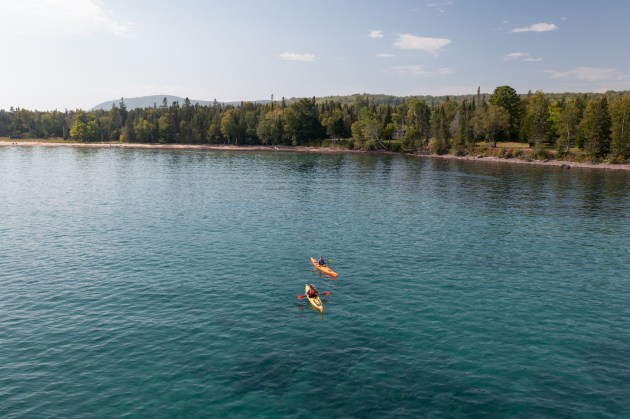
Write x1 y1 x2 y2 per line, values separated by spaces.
0 147 629 417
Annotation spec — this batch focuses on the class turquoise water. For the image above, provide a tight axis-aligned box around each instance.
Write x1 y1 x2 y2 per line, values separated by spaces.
1 146 629 417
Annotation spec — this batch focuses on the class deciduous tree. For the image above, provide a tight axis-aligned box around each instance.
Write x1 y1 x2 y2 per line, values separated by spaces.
556 99 581 152
69 110 99 141
472 104 510 147
257 109 284 145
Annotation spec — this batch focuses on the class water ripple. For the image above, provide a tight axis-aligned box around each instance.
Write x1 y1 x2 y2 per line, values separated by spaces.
1 148 629 416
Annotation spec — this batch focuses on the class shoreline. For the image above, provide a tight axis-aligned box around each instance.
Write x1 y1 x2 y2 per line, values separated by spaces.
2 140 629 172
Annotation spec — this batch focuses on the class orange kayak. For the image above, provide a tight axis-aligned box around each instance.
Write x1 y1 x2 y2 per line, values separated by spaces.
305 284 323 313
310 257 338 278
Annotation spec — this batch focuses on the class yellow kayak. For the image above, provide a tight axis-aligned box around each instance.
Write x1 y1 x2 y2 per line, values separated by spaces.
310 257 338 278
305 284 323 313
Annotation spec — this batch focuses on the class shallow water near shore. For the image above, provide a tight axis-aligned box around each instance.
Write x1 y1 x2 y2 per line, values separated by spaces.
1 146 629 417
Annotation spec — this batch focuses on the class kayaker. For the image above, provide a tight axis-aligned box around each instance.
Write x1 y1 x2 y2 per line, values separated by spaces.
306 284 319 298
318 256 326 266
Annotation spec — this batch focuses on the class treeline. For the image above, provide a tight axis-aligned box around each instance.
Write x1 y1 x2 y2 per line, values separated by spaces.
1 87 629 162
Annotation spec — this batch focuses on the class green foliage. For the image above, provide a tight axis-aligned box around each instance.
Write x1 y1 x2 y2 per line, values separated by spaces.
220 108 242 145
207 120 223 144
397 98 430 152
2 89 628 164
320 107 348 139
555 98 582 152
451 100 475 147
523 91 552 149
609 94 630 158
385 141 402 152
283 98 324 145
257 108 284 145
472 104 510 147
429 106 451 154
430 106 449 142
489 85 523 141
352 107 384 150
69 110 99 141
581 97 612 158
156 114 168 143
428 138 450 155
530 147 550 160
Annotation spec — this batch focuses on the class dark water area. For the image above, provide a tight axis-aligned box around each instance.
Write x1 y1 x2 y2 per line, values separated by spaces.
1 147 629 417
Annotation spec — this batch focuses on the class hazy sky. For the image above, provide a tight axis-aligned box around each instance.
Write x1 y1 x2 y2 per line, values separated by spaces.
1 0 629 111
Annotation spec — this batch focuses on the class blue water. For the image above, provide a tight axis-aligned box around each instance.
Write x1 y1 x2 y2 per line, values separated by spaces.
1 146 629 417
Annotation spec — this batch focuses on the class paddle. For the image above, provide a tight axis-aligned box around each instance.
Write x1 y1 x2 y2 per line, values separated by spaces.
297 291 330 299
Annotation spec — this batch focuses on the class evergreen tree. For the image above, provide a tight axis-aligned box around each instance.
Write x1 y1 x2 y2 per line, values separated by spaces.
581 97 612 158
240 102 260 144
283 98 324 145
108 103 121 141
451 100 474 149
525 91 552 150
488 85 523 141
119 98 128 127
609 94 630 159
430 106 450 154
404 98 431 148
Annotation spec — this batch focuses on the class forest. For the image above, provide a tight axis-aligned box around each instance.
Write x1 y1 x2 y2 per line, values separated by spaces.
1 87 629 163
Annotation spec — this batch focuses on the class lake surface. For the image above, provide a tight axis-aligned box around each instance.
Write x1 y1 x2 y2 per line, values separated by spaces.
1 146 629 417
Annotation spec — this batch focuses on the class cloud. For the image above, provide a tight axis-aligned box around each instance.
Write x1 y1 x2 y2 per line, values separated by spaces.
278 52 317 62
388 65 452 77
389 65 431 76
394 34 451 54
377 53 395 58
427 0 454 16
369 30 384 39
545 67 626 82
0 0 136 37
512 22 558 33
504 52 542 62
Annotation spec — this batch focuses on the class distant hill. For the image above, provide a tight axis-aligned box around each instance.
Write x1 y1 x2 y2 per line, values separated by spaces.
92 95 216 110
93 93 480 111
313 93 479 106
94 90 617 111
92 95 271 110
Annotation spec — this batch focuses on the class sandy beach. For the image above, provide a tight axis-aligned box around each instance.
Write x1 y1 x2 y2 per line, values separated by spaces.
2 140 629 172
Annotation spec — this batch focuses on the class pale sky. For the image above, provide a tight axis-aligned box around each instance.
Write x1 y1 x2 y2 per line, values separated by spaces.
1 0 629 111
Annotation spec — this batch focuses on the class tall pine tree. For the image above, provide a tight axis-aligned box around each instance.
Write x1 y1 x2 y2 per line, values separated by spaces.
581 97 612 158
